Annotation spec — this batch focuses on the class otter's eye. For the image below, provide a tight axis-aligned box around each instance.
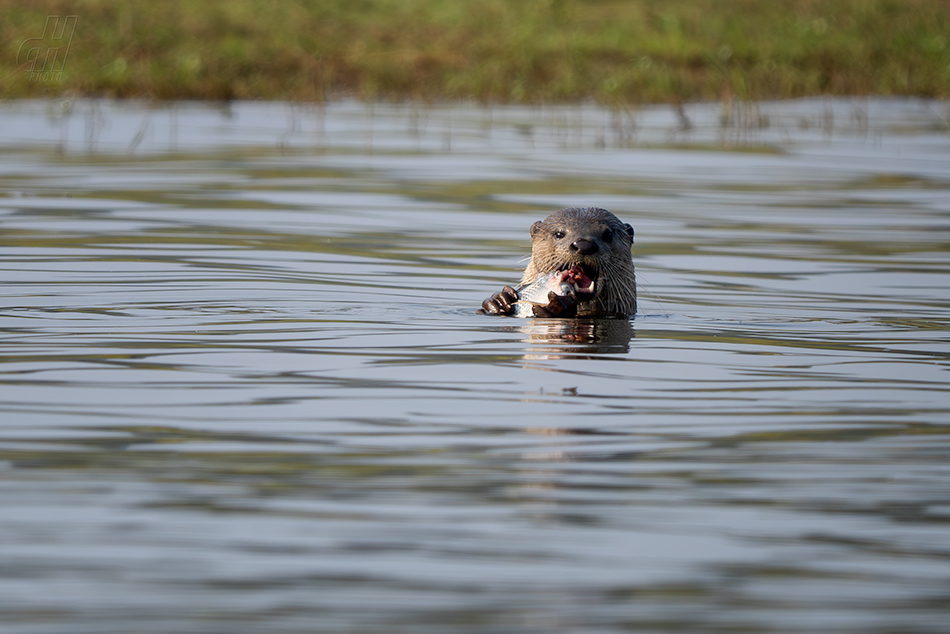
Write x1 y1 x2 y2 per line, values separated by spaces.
602 228 614 242
553 230 566 240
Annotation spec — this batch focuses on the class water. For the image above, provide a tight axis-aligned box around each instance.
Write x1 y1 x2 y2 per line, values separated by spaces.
1 98 949 633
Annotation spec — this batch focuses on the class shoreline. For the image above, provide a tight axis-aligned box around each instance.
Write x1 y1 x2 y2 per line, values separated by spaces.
3 1 949 104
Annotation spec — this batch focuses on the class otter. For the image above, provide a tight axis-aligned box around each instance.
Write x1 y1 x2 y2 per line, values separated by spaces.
480 207 636 318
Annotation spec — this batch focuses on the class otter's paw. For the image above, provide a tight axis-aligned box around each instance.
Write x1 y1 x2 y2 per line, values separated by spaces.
479 286 519 316
532 291 578 318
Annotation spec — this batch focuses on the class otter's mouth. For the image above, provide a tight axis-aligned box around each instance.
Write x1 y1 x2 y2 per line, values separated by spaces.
559 264 597 302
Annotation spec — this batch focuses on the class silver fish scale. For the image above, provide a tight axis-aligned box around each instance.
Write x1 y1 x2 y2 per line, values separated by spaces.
512 271 576 318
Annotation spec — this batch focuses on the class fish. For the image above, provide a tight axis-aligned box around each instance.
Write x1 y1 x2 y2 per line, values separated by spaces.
512 267 589 318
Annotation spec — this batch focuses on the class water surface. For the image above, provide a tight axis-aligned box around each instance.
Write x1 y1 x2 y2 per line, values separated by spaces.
2 98 950 633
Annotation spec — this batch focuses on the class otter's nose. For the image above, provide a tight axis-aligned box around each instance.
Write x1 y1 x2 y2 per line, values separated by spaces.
571 238 599 255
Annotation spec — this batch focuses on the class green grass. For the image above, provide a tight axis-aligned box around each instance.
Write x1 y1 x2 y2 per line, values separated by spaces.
2 0 949 103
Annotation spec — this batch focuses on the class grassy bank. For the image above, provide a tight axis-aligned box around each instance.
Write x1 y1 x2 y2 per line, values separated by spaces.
3 0 949 103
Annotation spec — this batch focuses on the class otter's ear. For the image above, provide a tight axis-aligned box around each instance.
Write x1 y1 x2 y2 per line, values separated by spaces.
530 221 544 237
624 223 635 242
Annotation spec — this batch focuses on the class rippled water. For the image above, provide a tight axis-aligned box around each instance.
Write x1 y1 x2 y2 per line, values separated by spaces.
2 98 950 633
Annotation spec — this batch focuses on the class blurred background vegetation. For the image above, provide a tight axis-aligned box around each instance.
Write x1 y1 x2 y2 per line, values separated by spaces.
2 0 949 103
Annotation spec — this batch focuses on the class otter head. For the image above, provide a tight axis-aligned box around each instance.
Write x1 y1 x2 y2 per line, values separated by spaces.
523 207 636 316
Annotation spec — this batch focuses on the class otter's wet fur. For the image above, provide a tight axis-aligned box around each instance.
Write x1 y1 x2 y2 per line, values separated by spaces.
522 207 636 317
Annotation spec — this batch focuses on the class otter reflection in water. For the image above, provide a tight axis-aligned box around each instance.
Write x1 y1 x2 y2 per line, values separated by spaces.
479 207 636 319
518 317 635 356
